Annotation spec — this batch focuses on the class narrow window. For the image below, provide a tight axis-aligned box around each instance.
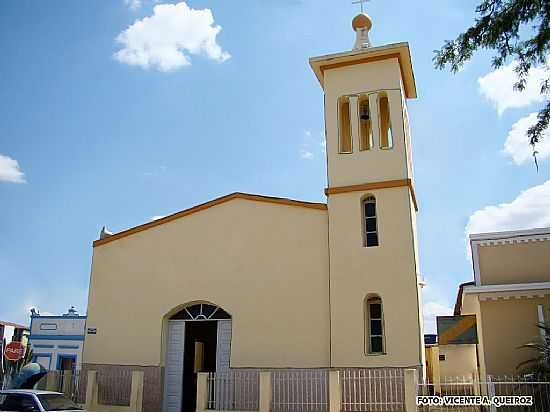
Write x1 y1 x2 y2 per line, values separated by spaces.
363 196 378 247
378 93 393 149
358 95 372 151
338 96 352 153
366 296 385 354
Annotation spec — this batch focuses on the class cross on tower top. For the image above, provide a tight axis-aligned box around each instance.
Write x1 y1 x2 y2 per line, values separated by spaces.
352 0 369 13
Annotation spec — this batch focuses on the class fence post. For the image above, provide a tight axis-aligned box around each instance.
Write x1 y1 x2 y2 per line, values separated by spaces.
259 371 272 412
61 370 73 395
45 372 59 391
472 372 480 396
404 369 417 412
196 372 209 412
487 376 497 412
130 370 144 412
329 370 341 412
85 371 98 410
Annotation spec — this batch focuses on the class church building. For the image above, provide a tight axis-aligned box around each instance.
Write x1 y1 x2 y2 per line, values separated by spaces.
83 11 424 412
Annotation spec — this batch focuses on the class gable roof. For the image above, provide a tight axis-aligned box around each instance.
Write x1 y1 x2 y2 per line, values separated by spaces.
93 192 327 247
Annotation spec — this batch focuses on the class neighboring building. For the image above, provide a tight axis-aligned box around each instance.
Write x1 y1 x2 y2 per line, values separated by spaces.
423 316 479 385
83 12 425 412
28 307 86 371
455 227 550 378
424 334 439 384
0 321 30 346
0 320 30 367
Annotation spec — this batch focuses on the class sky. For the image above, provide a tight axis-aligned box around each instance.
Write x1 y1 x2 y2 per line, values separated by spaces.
1 0 549 335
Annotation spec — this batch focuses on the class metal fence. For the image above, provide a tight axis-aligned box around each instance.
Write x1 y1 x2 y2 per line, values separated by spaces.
417 375 550 412
272 369 329 412
341 368 405 412
417 376 479 412
34 370 87 404
207 370 260 410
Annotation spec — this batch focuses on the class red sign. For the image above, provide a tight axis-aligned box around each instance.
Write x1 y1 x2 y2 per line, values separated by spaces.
4 341 25 361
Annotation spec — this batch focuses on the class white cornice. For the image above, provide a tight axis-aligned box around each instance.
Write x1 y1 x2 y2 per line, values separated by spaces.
464 282 550 295
469 229 550 286
469 227 550 242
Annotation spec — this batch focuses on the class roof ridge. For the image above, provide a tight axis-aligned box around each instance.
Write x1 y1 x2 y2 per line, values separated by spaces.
93 192 327 247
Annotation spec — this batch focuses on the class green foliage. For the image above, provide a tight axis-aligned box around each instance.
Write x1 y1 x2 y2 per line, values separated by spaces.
517 323 550 379
434 0 550 162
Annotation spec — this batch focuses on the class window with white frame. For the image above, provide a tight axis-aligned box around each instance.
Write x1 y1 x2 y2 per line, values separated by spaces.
366 296 385 354
39 323 57 331
363 196 378 247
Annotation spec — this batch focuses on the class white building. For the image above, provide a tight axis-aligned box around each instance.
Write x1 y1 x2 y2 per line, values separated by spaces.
28 307 86 371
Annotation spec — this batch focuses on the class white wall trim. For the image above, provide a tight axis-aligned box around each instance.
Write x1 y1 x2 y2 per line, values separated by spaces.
464 281 550 295
471 241 481 286
469 227 550 242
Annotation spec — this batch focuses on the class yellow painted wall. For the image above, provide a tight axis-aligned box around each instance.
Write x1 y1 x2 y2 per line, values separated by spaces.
327 188 422 367
322 53 422 368
478 296 550 377
84 198 330 368
425 346 439 383
478 241 550 285
85 46 424 372
324 58 410 187
460 294 487 380
438 345 478 379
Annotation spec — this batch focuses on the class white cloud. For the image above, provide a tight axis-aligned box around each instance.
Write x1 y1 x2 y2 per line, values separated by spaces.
422 280 454 334
478 61 547 115
150 215 166 221
423 301 453 335
0 153 26 183
114 2 230 72
124 0 142 10
300 129 324 160
465 180 550 254
503 112 550 165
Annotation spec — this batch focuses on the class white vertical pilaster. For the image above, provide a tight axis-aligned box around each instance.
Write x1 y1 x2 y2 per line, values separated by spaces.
259 371 272 412
387 89 404 150
85 370 98 411
328 370 341 412
403 368 418 412
130 370 144 412
368 93 380 150
349 95 359 153
195 372 209 412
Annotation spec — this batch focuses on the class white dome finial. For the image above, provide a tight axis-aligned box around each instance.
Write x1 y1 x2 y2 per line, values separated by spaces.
352 12 373 50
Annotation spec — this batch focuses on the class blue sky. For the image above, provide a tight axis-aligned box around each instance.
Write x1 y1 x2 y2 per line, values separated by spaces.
1 0 549 334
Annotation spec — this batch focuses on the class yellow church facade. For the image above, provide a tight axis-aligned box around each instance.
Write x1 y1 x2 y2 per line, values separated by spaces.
83 13 424 412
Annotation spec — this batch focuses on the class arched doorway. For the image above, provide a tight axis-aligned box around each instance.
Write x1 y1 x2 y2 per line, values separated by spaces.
163 303 232 412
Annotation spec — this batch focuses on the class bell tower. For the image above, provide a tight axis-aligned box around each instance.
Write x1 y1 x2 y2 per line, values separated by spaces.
310 12 424 369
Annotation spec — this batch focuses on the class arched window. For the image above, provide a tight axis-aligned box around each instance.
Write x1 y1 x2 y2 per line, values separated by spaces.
358 95 373 151
338 96 352 153
365 295 385 354
170 303 231 320
378 93 393 149
363 196 378 247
